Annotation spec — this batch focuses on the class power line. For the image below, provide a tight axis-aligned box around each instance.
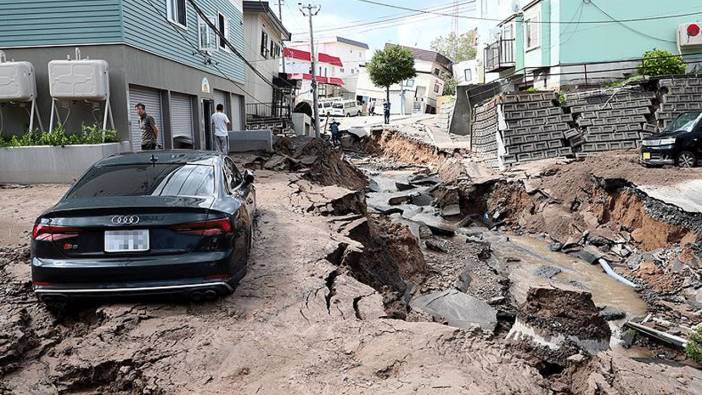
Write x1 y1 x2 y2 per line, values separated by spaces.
352 0 702 24
292 1 476 35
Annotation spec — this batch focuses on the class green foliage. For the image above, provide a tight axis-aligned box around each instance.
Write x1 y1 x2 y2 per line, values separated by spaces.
687 326 702 364
430 30 477 63
526 87 539 93
367 45 417 97
0 124 118 147
638 49 686 76
439 71 457 96
557 92 566 105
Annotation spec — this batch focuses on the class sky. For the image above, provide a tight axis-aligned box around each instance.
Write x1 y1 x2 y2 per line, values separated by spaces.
278 0 481 52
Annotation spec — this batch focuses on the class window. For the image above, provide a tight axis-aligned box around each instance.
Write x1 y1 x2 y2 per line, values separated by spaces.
218 13 229 50
434 84 440 94
340 68 344 73
464 69 472 82
433 68 440 76
525 12 540 50
66 164 216 199
199 16 217 51
260 31 269 58
167 0 187 27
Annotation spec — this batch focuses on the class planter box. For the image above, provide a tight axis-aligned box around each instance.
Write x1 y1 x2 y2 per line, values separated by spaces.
0 142 130 184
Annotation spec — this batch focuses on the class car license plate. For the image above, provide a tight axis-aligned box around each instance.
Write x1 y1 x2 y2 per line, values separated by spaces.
104 230 149 252
642 152 651 160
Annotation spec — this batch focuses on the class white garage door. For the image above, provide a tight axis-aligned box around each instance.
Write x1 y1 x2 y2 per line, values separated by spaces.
213 89 228 113
170 92 194 141
128 86 163 150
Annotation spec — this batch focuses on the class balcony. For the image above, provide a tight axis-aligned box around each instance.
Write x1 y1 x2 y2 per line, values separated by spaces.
484 38 515 73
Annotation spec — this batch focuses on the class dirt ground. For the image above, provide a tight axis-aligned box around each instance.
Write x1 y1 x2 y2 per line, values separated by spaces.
0 184 67 246
2 146 702 394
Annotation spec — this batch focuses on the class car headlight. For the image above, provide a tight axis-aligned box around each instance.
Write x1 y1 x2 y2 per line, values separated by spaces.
641 139 658 146
659 137 676 145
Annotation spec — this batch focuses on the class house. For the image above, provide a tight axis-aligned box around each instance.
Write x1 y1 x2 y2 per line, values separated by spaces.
287 36 369 97
482 0 702 89
357 44 453 115
283 47 346 102
242 1 292 123
454 60 479 86
0 0 248 151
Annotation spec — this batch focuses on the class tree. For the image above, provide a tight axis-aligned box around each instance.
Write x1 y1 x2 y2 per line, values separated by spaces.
439 71 456 96
638 49 686 76
367 45 417 121
430 30 477 63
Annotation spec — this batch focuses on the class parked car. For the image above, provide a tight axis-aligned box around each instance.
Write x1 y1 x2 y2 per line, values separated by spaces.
331 100 362 117
641 111 702 167
31 151 256 306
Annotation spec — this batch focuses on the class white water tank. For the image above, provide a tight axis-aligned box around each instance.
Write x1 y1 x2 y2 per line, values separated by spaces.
0 61 37 102
48 59 109 100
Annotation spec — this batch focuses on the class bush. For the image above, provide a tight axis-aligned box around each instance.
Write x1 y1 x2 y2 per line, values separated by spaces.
638 49 686 76
687 326 702 364
0 124 118 147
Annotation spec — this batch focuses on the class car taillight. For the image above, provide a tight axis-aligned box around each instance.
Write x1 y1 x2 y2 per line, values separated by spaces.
32 224 81 241
171 218 233 236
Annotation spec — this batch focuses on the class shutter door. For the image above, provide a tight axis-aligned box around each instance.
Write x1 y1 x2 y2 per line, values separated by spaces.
231 94 243 130
128 86 163 150
213 89 227 113
170 92 194 141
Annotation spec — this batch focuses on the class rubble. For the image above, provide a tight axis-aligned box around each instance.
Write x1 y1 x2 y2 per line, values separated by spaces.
409 289 498 332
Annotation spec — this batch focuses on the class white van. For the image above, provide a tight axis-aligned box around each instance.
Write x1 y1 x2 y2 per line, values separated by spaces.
317 100 333 116
331 100 361 117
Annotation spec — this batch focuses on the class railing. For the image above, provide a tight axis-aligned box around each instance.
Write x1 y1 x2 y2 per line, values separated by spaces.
484 38 515 73
245 102 290 119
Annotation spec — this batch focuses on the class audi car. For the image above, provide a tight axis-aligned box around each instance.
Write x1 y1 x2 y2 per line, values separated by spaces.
31 151 256 305
641 111 702 167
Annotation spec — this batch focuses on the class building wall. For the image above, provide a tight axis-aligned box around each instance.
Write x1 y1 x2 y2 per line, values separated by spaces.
0 45 246 150
0 0 123 47
557 0 702 64
243 11 284 105
122 0 246 84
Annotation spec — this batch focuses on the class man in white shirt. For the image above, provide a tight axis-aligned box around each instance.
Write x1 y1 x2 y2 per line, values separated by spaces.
211 104 231 154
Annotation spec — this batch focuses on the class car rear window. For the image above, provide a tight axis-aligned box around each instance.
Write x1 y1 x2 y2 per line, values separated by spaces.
66 164 216 199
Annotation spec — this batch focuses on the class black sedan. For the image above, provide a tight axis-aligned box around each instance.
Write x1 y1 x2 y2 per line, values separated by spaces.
641 111 702 167
31 151 256 305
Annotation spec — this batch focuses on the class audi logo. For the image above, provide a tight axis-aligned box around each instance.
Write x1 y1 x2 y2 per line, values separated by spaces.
111 215 140 225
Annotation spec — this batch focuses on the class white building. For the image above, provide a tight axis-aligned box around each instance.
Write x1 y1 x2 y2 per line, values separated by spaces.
242 1 291 119
454 60 479 86
357 44 453 115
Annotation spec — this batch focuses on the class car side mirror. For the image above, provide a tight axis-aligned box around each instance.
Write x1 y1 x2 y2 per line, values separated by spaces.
244 170 255 184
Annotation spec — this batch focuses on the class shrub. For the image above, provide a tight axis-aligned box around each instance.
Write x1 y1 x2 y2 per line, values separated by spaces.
687 325 702 364
0 124 118 147
638 49 686 76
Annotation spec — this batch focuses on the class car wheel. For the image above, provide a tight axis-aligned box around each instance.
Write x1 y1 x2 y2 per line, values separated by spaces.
346 113 351 117
357 111 361 117
677 151 696 168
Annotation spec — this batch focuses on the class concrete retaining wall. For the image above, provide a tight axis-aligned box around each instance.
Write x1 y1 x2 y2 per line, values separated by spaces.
0 142 130 184
228 130 273 153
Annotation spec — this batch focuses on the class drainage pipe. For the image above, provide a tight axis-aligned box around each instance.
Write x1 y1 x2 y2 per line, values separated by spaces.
625 321 688 349
598 258 639 288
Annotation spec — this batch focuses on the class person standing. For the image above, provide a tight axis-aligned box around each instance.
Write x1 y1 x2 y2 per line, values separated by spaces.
383 100 391 124
211 104 231 155
135 103 159 150
329 118 341 147
369 99 375 116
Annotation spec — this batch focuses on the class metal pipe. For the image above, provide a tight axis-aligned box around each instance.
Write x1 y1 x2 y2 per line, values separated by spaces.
598 258 638 288
625 321 688 349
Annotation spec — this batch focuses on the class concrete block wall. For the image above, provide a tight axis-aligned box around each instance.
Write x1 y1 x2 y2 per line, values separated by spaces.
658 77 702 130
564 87 655 157
471 98 500 168
499 92 572 165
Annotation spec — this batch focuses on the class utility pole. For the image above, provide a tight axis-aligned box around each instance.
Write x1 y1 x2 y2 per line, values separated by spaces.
276 0 283 21
300 3 321 138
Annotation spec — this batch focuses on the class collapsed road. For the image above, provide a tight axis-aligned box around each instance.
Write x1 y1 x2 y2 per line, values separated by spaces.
1 129 702 394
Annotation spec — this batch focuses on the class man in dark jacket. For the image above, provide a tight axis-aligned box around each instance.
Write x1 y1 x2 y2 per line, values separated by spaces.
135 103 159 150
383 100 390 124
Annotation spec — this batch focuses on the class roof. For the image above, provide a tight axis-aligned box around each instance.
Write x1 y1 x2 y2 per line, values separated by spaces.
383 44 453 69
522 0 542 12
335 36 369 49
98 151 221 166
242 1 291 41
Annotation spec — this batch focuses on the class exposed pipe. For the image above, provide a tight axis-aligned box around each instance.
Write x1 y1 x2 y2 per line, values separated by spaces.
625 321 688 349
598 258 639 288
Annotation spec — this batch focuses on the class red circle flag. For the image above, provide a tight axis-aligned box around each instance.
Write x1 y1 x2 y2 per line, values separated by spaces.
687 23 700 37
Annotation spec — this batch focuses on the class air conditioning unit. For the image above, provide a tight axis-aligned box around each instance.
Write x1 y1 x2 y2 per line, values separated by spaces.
0 61 36 102
678 23 702 47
